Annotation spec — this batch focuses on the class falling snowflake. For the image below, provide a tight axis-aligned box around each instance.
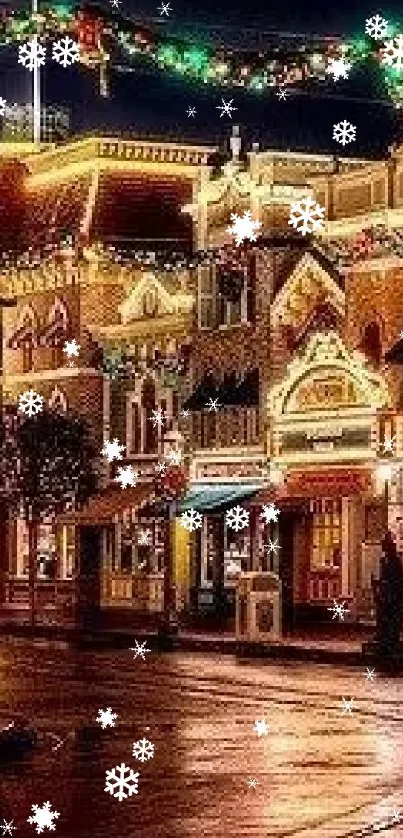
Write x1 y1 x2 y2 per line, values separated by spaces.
181 409 190 418
225 505 249 532
105 763 139 801
267 539 281 554
260 503 280 524
138 530 151 545
326 56 352 80
253 719 269 737
96 708 118 729
382 35 403 70
180 509 203 532
341 697 355 714
216 98 237 118
277 88 288 100
101 438 125 462
27 802 60 834
365 14 388 39
18 40 46 72
155 461 167 475
227 210 261 245
132 737 154 762
63 338 80 358
130 640 151 660
149 408 166 428
0 822 15 837
205 397 220 412
365 667 377 682
288 196 325 236
18 389 43 417
165 448 182 466
115 465 139 488
247 778 259 788
328 599 350 620
333 119 356 146
392 810 402 824
381 436 395 453
52 37 80 68
158 1 171 14
110 0 121 7
0 98 7 116
187 106 196 117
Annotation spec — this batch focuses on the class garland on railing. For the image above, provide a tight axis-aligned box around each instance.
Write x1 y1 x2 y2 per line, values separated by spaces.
2 3 403 102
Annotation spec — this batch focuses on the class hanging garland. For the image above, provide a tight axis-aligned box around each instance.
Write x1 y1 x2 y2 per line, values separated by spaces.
2 3 403 101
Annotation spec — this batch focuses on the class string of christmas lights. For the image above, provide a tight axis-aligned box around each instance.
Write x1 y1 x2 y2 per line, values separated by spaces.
2 4 403 103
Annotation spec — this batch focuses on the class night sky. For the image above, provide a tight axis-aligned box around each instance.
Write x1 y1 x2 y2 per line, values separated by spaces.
3 0 403 155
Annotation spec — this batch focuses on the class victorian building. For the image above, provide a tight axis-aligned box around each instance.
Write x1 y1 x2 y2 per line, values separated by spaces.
1 128 403 634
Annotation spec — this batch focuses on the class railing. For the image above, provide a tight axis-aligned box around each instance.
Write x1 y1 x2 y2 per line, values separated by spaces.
193 406 260 450
102 572 164 612
308 567 341 603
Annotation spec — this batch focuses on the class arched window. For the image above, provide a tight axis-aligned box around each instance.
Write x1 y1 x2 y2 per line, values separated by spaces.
8 305 38 373
49 386 68 413
142 377 158 454
361 321 382 367
44 298 70 368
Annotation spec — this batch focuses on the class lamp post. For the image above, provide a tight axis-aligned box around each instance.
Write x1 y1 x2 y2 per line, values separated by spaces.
376 461 394 533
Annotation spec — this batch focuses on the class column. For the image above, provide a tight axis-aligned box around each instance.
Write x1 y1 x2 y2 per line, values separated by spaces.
341 497 350 597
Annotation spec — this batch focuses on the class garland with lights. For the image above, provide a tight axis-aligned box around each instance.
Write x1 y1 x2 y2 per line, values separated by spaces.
2 4 403 102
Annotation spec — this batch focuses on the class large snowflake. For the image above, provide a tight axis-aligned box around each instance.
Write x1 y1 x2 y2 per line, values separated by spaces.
115 465 139 488
180 508 203 532
260 503 280 524
27 802 60 834
326 56 352 80
225 505 249 531
18 389 44 417
105 763 139 801
288 196 325 236
332 119 356 146
382 35 403 71
96 707 118 729
365 14 388 39
132 737 154 762
18 40 46 72
52 37 80 68
227 211 261 246
101 438 125 462
328 599 350 621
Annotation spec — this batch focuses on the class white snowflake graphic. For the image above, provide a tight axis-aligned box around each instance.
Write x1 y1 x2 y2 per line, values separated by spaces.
382 35 403 70
227 210 261 245
149 408 166 428
326 56 352 81
0 98 7 116
101 438 125 462
328 599 350 621
332 119 356 146
158 1 171 15
18 40 46 72
105 763 139 801
18 389 44 417
260 503 280 524
253 719 269 737
288 196 325 236
130 640 151 660
96 707 118 729
138 530 151 545
165 448 182 466
132 737 154 762
1 821 15 837
52 37 80 68
180 508 203 532
216 97 237 118
155 461 167 475
381 435 396 453
187 106 196 117
267 539 281 554
225 505 249 531
341 697 355 715
205 397 220 412
63 338 80 358
115 465 139 488
27 802 60 834
365 14 388 39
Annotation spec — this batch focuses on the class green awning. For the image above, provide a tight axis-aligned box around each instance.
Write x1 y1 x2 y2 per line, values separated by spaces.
179 483 261 512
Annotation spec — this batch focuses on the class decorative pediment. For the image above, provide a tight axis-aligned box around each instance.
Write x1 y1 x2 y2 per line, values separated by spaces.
119 272 194 324
269 331 389 416
271 251 345 329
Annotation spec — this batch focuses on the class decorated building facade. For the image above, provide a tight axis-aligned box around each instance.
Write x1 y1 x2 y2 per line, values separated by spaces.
1 129 403 631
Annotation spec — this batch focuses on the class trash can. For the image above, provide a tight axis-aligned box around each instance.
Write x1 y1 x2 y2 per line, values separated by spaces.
236 571 282 641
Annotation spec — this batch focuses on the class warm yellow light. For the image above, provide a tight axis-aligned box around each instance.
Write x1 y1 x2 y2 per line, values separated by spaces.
269 464 284 486
376 462 393 484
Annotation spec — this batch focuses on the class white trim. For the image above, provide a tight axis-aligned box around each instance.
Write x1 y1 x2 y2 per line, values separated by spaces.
5 367 103 383
271 251 345 327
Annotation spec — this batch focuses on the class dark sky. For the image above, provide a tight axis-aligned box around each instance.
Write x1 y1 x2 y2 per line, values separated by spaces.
3 0 403 155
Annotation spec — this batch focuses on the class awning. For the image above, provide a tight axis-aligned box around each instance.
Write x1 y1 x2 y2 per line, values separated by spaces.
59 483 156 526
254 467 372 504
179 483 261 512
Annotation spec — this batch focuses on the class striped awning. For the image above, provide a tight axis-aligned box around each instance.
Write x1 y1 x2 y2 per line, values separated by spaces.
179 483 261 512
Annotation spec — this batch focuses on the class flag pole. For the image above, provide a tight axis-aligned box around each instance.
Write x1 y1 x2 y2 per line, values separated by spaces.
32 0 41 146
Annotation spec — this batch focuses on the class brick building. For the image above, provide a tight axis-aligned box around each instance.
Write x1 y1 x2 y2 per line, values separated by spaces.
1 129 403 632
